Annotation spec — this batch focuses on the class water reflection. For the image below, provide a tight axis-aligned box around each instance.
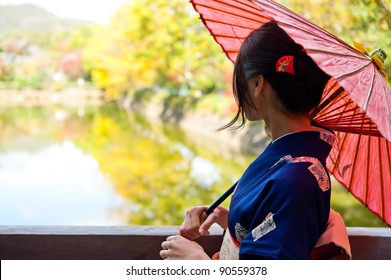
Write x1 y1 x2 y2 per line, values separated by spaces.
0 105 249 226
174 144 221 189
0 104 385 227
0 141 125 225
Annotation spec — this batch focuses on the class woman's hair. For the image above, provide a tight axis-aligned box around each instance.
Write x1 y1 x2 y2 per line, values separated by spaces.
223 20 331 129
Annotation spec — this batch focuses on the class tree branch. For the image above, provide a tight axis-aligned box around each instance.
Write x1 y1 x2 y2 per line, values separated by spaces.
374 0 391 29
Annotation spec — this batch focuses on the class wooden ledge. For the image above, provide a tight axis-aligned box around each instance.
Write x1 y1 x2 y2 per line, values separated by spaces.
0 226 389 260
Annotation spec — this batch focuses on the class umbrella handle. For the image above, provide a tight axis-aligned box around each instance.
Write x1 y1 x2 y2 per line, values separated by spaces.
200 181 238 223
200 212 209 224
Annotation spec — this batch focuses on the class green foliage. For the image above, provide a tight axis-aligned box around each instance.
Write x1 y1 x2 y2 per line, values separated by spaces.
331 180 387 227
82 0 231 99
82 0 391 97
193 93 234 116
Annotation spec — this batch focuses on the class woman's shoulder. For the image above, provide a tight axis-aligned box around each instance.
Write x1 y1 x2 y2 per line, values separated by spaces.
271 157 330 193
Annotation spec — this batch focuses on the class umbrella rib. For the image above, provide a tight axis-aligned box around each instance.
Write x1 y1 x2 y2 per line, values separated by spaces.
198 17 262 32
305 48 369 61
383 82 391 123
322 125 379 136
195 0 264 15
224 0 267 13
193 0 270 28
311 86 344 117
206 32 247 40
254 0 319 30
255 0 363 53
277 21 357 53
196 0 372 72
339 129 380 136
231 0 270 13
326 124 373 131
257 0 367 55
318 90 349 111
346 134 361 193
321 116 370 126
199 0 359 56
378 137 384 221
363 66 376 111
333 124 376 132
364 135 370 205
336 127 377 134
383 140 391 222
330 132 347 176
315 95 371 125
318 111 364 122
320 107 367 121
260 1 371 66
385 88 391 135
334 61 372 80
256 1 389 136
316 99 355 117
202 15 266 29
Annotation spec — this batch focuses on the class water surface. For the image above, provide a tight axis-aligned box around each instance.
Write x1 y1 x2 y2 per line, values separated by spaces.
0 105 250 226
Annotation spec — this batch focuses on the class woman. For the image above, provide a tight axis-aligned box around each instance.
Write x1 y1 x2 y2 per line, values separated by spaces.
160 21 335 260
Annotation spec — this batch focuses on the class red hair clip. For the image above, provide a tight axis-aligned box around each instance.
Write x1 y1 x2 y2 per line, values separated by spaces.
276 55 295 75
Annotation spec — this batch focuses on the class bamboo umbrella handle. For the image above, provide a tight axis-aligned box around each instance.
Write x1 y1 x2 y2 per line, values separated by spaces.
199 181 238 223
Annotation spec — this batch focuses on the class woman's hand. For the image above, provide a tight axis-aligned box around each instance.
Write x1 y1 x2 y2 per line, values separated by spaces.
179 205 229 240
160 235 210 260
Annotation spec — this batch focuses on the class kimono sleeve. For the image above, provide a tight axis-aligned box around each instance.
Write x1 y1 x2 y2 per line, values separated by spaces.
239 162 330 259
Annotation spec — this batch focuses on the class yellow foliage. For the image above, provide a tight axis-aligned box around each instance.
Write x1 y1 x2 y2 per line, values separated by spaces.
83 0 230 98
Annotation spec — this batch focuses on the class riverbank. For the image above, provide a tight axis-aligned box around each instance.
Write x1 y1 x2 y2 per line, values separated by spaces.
119 92 270 156
0 89 104 107
0 87 270 154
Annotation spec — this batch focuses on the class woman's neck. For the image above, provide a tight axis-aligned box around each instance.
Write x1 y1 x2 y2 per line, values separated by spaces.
265 111 312 141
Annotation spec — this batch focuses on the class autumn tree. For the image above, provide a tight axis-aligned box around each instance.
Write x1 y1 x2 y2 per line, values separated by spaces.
83 0 231 99
82 0 390 98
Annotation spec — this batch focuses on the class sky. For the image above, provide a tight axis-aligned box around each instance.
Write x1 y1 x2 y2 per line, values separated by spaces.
0 141 126 225
0 0 131 23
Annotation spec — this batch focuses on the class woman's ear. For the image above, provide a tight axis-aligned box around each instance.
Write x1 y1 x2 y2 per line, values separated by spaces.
254 75 264 99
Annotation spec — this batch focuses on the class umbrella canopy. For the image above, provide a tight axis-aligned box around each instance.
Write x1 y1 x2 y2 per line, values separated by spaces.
190 0 391 226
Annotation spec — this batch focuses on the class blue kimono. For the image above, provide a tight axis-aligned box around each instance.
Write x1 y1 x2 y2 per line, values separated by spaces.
222 129 334 260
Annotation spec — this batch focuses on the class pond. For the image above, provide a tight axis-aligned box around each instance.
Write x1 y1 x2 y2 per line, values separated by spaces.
0 104 252 226
0 103 385 227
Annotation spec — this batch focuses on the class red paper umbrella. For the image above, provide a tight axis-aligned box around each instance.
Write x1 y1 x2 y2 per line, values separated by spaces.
190 0 391 226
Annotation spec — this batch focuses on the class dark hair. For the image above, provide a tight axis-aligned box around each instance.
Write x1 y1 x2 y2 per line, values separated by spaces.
223 21 330 129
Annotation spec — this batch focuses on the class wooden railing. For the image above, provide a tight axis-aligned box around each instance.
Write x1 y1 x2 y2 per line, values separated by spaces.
0 226 390 260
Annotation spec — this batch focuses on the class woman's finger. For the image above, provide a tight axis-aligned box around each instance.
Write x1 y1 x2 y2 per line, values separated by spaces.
166 235 176 242
159 249 168 259
179 207 203 239
161 240 171 250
